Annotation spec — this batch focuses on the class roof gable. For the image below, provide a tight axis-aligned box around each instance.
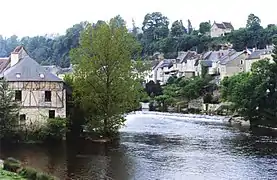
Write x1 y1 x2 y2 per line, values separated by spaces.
3 56 62 82
213 22 234 30
215 23 226 29
222 22 234 29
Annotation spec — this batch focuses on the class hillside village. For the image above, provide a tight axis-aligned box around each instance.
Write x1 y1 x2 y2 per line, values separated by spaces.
0 43 275 124
145 45 274 85
0 15 275 131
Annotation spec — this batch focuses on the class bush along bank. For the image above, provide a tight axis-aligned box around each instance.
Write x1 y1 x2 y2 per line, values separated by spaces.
2 157 58 180
1 118 67 143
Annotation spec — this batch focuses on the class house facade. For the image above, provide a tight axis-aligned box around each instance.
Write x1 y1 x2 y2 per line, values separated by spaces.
244 47 274 72
218 51 247 80
0 46 66 126
177 51 200 78
210 22 234 38
198 50 231 76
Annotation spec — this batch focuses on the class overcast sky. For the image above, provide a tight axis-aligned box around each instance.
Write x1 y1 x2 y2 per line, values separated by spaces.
1 0 274 37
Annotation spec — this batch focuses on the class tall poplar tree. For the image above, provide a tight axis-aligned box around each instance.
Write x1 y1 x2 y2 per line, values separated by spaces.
70 18 141 137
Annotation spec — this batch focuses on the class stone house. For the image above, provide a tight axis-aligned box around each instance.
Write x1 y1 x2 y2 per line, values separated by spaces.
244 47 274 72
198 50 231 76
145 59 174 85
176 51 200 78
0 46 66 126
218 50 248 80
210 22 234 38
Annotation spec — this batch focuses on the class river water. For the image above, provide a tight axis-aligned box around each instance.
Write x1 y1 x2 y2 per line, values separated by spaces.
1 112 277 180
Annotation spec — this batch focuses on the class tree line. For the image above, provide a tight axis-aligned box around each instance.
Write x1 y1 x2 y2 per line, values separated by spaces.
0 13 276 68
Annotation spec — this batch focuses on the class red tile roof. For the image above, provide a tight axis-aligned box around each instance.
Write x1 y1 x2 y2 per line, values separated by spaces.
0 58 9 73
13 46 23 53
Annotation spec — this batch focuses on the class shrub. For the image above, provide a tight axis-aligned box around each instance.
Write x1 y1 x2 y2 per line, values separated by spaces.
3 157 21 172
36 172 55 180
203 93 213 104
41 118 67 141
19 166 37 180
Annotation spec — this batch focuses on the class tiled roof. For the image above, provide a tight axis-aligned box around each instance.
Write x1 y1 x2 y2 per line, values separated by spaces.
159 59 173 68
13 46 23 53
2 56 62 82
222 22 234 29
202 50 231 61
214 22 234 30
0 58 9 73
219 51 243 65
215 23 226 29
245 48 273 60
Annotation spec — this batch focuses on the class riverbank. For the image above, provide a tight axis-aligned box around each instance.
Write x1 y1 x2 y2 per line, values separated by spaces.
0 169 26 179
0 157 58 180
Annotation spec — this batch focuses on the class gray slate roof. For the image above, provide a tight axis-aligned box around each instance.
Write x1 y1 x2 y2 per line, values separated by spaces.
245 48 273 60
214 22 234 30
219 51 243 65
201 60 213 67
2 56 62 82
159 59 173 68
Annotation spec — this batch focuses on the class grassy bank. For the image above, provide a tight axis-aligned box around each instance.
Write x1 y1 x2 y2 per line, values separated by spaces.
1 157 57 180
0 169 26 180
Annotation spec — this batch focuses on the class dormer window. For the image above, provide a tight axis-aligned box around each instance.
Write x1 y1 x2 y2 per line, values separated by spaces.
16 73 21 78
39 73 45 79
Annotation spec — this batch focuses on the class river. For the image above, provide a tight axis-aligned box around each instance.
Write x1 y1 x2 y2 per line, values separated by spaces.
1 111 277 180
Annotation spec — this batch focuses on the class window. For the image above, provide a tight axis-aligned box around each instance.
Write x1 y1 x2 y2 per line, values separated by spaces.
240 60 244 65
45 91 51 102
15 73 21 79
15 90 22 101
19 114 26 121
49 110 55 119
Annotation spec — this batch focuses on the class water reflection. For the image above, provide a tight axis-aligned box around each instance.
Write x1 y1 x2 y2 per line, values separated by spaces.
0 140 133 180
1 112 277 179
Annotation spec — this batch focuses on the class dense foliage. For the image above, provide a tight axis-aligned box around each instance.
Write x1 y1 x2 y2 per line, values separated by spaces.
70 19 142 137
3 157 56 180
0 79 20 140
0 13 275 67
145 75 215 112
220 41 277 126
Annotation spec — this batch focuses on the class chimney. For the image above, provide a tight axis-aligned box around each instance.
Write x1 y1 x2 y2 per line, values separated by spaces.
11 52 19 67
252 47 256 52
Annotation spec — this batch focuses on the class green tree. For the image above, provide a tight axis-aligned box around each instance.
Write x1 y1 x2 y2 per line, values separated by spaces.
199 22 211 35
246 13 261 29
220 58 277 126
110 15 126 28
171 20 187 37
70 19 141 137
0 79 20 139
180 77 210 100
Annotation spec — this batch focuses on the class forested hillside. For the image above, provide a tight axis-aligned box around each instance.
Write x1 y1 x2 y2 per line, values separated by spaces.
0 13 276 68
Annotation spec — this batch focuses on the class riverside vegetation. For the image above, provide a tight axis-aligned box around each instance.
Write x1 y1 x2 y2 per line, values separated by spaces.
0 157 57 180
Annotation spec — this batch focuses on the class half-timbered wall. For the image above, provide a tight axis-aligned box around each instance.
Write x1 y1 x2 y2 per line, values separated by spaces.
8 81 66 124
